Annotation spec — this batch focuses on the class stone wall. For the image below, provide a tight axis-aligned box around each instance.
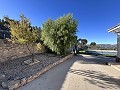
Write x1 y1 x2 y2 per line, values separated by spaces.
0 39 46 63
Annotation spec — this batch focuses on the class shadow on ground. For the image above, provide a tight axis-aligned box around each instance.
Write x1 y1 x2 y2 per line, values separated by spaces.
18 55 119 90
69 69 120 89
77 54 116 64
60 55 120 90
67 55 120 89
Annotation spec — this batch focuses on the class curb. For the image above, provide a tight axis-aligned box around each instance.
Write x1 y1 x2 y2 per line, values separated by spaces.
2 54 74 90
110 63 120 72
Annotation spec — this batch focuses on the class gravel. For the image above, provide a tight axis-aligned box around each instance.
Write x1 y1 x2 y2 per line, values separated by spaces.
0 53 61 84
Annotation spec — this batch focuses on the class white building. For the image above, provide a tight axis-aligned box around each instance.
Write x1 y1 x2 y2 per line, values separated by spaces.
108 24 120 62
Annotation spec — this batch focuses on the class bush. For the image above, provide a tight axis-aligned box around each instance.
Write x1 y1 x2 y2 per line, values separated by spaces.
41 13 77 55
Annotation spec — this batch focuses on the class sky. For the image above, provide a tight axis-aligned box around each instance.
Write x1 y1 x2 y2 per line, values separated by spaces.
0 0 120 44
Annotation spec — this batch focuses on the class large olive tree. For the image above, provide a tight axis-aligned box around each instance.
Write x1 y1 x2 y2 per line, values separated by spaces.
41 14 77 55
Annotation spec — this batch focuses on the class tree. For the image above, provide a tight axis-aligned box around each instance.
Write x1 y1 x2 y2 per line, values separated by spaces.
41 14 77 55
74 37 81 54
78 39 88 50
5 15 41 62
90 42 96 49
81 39 87 46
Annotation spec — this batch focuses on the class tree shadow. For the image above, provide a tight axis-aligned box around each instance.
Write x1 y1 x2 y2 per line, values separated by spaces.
77 54 116 65
69 69 120 89
59 55 119 90
13 55 119 90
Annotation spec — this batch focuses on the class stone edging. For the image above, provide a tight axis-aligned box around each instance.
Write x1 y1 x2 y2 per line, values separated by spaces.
2 54 74 90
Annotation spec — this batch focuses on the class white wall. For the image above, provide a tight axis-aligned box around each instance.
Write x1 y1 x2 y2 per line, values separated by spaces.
117 33 120 58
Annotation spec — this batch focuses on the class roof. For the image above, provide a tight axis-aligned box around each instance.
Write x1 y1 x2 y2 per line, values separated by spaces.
108 24 120 33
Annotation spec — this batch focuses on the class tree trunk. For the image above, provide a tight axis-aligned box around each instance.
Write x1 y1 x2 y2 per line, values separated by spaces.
26 44 35 62
31 53 34 62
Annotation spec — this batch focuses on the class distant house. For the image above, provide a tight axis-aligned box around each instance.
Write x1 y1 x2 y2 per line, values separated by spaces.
108 24 120 62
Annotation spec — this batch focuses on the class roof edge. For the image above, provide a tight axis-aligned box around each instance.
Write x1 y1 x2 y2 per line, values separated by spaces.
108 23 120 33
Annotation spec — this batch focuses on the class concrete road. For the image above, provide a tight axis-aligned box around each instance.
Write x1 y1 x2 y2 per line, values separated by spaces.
18 55 120 90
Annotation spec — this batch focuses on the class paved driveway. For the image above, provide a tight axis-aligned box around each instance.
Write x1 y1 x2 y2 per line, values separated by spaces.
18 55 120 90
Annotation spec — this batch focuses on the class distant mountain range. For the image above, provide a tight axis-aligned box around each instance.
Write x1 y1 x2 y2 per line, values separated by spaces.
96 44 117 50
87 44 117 50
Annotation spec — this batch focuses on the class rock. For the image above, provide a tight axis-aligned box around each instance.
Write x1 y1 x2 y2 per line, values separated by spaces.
104 62 111 66
1 82 8 89
20 78 26 85
8 76 14 80
14 76 20 80
0 74 5 79
24 59 40 65
107 63 111 66
8 80 20 90
29 59 40 66
0 53 61 89
24 59 32 65
19 52 23 54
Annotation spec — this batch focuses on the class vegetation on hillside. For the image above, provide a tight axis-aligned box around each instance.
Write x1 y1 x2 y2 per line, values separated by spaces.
5 15 41 61
0 13 116 57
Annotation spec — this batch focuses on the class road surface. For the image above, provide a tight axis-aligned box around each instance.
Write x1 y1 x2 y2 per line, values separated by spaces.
18 55 120 90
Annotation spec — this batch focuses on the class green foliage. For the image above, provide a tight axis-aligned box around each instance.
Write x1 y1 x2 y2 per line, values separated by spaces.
81 39 87 45
90 42 96 46
5 15 40 45
41 14 77 55
5 15 41 61
36 43 45 52
78 38 88 50
90 42 96 49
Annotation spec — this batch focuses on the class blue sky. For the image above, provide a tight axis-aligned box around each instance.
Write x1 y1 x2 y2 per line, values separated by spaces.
0 0 120 44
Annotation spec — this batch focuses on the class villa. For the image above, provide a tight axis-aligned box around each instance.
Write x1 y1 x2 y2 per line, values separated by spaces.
108 24 120 62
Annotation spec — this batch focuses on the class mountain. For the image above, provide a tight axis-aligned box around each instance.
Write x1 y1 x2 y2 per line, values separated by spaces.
96 44 117 50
